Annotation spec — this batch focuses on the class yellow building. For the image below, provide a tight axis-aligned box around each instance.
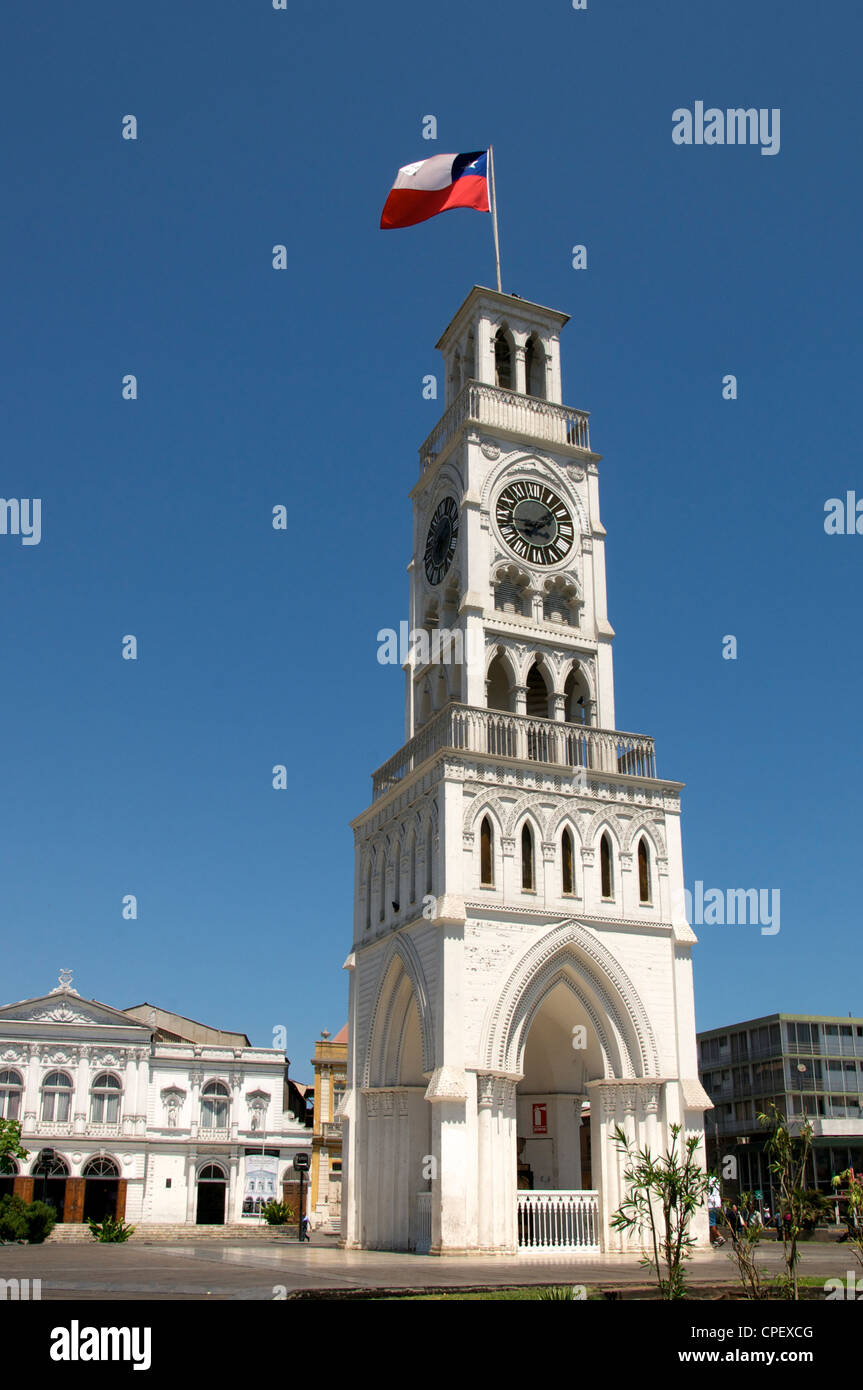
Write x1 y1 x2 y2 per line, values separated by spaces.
310 1026 347 1231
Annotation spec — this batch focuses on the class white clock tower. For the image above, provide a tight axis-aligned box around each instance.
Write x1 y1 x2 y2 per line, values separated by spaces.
341 286 711 1255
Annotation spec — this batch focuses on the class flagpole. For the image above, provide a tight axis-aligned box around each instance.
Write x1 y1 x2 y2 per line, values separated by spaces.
488 145 502 293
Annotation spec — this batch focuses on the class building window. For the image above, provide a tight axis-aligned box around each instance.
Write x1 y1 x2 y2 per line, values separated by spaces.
379 850 387 922
638 838 651 903
201 1081 230 1129
525 333 546 398
521 823 535 892
408 830 417 904
494 327 513 389
90 1073 121 1124
480 816 494 886
425 823 434 895
41 1070 73 1123
82 1155 120 1178
561 828 575 895
0 1069 22 1121
600 833 613 899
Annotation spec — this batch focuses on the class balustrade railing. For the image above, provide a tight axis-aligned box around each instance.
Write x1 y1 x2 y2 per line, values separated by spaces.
419 380 591 472
517 1190 600 1252
372 703 656 798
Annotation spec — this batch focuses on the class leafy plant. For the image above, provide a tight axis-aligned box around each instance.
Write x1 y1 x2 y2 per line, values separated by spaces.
758 1104 813 1300
537 1284 583 1301
23 1199 57 1243
832 1168 863 1271
0 1118 28 1176
0 1194 56 1244
87 1215 135 1243
0 1193 28 1243
720 1189 770 1299
261 1200 292 1226
610 1122 712 1300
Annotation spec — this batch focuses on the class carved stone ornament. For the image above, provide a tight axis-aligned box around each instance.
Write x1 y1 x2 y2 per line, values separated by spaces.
161 1087 185 1128
31 1004 91 1024
480 441 501 460
424 1066 467 1102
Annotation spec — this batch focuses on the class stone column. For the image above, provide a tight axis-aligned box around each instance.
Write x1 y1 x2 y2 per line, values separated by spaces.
380 1089 395 1250
74 1046 91 1136
189 1069 202 1140
364 1090 381 1248
426 1068 467 1255
476 1074 495 1251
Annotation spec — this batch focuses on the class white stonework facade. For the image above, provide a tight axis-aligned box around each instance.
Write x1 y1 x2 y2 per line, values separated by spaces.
342 286 712 1255
0 980 311 1225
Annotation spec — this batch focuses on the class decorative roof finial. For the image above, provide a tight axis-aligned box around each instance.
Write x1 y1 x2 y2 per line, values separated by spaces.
50 968 80 996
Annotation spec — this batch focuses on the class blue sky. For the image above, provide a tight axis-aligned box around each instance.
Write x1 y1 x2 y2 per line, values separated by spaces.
2 1 860 1075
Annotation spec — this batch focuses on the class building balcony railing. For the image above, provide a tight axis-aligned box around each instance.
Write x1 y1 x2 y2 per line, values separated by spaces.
419 380 591 473
372 702 656 800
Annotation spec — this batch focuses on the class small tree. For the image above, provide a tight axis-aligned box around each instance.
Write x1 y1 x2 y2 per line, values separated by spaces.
610 1122 711 1299
720 1189 770 1299
758 1104 813 1300
0 1118 28 1176
832 1169 863 1271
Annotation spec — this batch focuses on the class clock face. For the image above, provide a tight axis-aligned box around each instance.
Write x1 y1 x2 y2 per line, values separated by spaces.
495 480 575 565
424 496 459 585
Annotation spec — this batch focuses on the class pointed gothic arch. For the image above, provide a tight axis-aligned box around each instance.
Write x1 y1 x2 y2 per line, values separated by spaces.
479 919 661 1080
363 936 435 1088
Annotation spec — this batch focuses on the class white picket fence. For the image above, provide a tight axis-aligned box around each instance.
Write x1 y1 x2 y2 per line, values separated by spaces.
517 1190 600 1252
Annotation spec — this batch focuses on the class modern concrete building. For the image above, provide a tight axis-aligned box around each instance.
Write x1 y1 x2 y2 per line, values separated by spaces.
698 1013 863 1200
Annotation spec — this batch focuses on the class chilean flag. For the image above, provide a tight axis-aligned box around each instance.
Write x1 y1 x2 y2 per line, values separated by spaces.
380 151 489 229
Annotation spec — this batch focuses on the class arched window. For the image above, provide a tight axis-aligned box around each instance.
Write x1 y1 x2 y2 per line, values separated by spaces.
408 830 417 904
90 1073 121 1124
561 828 575 896
525 663 551 719
425 823 434 895
82 1155 120 1178
564 666 590 725
638 838 652 904
521 823 535 891
486 654 513 712
0 1069 22 1121
33 1152 69 1177
379 850 387 922
201 1081 230 1129
41 1070 73 1123
600 833 613 899
480 816 494 887
364 864 372 931
494 327 513 389
392 840 401 914
525 333 546 398
198 1162 227 1182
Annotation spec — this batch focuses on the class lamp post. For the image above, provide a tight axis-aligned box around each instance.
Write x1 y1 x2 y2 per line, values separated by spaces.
293 1152 310 1240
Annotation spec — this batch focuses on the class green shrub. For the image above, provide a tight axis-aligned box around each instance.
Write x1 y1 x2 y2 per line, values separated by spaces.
23 1200 56 1244
261 1200 292 1226
0 1194 28 1243
537 1285 580 1301
87 1216 135 1243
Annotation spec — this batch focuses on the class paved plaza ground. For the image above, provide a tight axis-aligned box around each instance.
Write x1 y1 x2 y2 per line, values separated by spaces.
1 1234 860 1300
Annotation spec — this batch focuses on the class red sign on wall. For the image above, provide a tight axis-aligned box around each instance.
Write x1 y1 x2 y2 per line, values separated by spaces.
532 1103 547 1134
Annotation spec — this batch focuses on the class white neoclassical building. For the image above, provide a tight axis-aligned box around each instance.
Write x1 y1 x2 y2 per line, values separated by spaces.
341 286 712 1255
0 974 312 1226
